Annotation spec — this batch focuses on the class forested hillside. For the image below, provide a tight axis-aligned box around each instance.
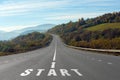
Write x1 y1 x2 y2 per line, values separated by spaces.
48 12 120 49
0 32 52 56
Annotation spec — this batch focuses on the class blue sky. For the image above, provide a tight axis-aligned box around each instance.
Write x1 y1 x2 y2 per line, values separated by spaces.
0 0 119 32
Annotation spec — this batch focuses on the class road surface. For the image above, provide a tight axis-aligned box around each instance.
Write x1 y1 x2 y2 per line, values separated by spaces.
0 35 120 80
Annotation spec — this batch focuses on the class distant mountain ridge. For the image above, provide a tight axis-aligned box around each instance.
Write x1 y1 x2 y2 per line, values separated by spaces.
0 24 55 40
17 24 55 33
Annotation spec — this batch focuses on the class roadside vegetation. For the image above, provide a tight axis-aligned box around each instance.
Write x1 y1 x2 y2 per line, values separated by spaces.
85 23 120 31
48 12 120 50
0 32 52 56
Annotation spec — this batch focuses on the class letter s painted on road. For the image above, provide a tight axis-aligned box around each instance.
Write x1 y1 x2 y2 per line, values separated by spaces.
20 69 33 76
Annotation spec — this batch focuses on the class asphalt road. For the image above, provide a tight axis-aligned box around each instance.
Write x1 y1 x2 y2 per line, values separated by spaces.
0 35 120 80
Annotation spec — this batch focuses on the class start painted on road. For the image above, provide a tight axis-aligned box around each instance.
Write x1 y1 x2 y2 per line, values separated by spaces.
20 69 83 77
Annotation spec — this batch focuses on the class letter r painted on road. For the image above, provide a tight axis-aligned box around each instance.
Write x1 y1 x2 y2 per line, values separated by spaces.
60 69 71 76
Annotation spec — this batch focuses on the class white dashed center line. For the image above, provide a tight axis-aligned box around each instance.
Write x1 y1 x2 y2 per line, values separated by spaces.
53 46 56 62
50 42 57 69
51 62 56 68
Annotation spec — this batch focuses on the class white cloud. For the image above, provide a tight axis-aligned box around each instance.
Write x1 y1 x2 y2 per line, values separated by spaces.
66 0 115 7
45 12 104 20
0 0 116 17
0 0 68 17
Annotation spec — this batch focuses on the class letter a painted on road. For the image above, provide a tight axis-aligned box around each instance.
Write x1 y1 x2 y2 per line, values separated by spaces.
47 69 57 76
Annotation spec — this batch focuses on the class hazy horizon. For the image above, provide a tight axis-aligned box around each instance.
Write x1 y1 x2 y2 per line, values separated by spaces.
0 24 55 32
